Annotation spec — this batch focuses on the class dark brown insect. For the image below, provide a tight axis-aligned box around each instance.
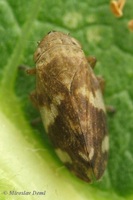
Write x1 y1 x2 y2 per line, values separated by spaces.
27 31 108 182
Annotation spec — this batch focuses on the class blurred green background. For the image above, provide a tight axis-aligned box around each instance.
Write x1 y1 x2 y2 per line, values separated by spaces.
0 0 133 200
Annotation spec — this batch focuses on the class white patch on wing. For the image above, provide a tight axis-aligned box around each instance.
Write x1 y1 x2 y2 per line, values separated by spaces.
89 148 94 160
55 148 72 164
76 86 105 112
75 84 89 96
39 94 64 132
78 148 94 161
89 89 106 111
78 151 90 162
40 104 58 132
53 93 64 105
102 135 109 153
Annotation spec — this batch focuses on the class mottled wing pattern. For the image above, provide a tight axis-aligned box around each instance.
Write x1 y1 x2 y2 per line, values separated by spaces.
69 62 108 181
36 56 108 182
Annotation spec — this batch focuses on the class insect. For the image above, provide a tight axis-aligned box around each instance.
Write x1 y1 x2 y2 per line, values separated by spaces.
26 31 108 182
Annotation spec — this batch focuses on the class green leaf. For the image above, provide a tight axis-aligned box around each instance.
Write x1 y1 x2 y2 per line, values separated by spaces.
0 0 133 199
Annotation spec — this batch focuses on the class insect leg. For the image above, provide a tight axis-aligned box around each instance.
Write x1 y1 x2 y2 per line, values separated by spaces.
87 56 97 69
96 76 105 94
29 93 42 125
18 65 36 75
96 77 116 113
97 76 116 114
31 117 42 126
30 90 39 109
30 91 43 124
106 105 116 114
26 68 36 75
